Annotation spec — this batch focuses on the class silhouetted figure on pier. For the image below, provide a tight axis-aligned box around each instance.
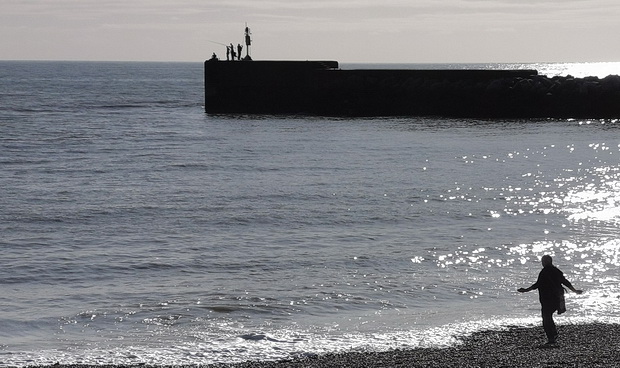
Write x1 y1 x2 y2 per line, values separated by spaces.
226 46 230 61
230 43 236 61
518 255 583 344
237 44 243 61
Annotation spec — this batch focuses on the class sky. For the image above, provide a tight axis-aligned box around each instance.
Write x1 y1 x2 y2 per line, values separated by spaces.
2 0 620 63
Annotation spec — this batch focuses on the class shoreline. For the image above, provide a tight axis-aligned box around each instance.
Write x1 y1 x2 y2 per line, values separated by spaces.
28 323 620 368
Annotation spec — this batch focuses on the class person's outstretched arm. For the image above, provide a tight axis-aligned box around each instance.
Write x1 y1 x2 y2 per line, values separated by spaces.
518 284 537 293
562 278 584 294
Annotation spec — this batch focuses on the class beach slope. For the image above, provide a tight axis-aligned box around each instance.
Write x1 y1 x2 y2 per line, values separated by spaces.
31 324 620 368
216 323 620 368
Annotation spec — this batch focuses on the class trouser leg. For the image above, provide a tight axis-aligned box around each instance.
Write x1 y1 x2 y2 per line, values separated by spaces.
541 306 557 342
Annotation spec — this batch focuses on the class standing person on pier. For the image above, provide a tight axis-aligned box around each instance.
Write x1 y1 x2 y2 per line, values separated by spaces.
229 43 236 61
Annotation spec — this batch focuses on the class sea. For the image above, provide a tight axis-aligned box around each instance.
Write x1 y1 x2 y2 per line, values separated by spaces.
1 60 620 366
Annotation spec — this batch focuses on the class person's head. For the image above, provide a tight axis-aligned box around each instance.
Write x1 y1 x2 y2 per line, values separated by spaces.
541 255 553 267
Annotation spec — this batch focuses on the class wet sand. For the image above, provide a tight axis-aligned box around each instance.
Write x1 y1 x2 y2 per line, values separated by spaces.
31 323 620 368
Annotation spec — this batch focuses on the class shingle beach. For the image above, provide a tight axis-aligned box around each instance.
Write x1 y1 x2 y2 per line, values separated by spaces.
30 323 620 368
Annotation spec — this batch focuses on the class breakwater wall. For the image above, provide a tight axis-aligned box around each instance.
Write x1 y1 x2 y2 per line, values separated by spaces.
204 60 620 118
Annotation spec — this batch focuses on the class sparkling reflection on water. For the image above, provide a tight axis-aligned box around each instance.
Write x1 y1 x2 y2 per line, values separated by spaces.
510 141 620 317
427 136 620 322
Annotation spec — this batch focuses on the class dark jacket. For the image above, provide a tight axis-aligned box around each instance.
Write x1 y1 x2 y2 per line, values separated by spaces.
530 265 574 311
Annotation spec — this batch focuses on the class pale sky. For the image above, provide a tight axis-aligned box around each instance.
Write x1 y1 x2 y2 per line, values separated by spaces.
2 0 620 63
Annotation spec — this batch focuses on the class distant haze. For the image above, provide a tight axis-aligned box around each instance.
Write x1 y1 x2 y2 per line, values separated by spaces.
2 0 619 62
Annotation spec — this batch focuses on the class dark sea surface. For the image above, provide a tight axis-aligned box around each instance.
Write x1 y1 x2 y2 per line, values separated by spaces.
1 61 620 366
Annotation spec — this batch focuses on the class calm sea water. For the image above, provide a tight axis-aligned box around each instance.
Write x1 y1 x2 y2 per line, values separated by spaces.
1 61 620 366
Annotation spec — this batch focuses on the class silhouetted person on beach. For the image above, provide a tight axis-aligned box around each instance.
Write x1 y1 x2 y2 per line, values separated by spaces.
518 255 583 344
237 44 243 60
226 46 230 61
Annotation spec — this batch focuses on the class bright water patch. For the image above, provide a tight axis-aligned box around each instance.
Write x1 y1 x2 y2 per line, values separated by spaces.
342 61 620 78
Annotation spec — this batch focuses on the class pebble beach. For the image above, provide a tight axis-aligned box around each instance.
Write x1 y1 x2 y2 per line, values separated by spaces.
29 323 620 368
